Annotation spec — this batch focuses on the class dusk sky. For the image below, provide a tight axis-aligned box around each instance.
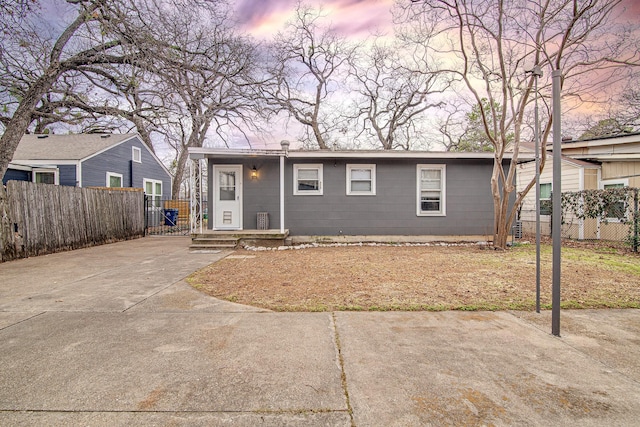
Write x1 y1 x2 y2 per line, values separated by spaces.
234 0 395 39
233 0 640 40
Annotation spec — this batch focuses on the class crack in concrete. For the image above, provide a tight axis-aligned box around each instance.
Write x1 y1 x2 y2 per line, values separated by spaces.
332 312 356 427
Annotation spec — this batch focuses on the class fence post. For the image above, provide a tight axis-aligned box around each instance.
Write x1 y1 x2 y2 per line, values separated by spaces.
634 189 639 253
143 195 148 237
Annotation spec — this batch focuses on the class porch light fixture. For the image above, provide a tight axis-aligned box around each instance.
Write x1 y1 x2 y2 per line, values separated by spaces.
250 166 258 180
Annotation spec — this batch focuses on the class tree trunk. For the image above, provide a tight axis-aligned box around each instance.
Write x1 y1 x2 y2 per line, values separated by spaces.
312 121 328 149
172 148 189 199
0 68 61 179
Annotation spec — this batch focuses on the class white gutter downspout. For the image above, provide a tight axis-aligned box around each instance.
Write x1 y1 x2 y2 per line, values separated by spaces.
280 140 290 234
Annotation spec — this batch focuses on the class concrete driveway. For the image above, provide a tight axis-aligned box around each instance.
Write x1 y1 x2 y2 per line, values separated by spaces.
0 236 639 426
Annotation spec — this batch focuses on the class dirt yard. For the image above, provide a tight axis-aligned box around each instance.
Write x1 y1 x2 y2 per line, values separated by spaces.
187 243 640 312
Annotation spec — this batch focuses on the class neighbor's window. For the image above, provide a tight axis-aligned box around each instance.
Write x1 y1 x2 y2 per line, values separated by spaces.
540 183 552 215
106 172 123 188
602 180 628 221
347 164 376 195
132 146 142 163
144 178 163 207
417 164 446 216
33 170 58 185
294 164 323 195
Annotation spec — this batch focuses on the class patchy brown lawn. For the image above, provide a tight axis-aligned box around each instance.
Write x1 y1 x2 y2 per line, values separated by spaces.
187 243 640 312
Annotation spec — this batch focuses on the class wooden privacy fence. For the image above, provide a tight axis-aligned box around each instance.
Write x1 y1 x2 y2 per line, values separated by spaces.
1 181 145 262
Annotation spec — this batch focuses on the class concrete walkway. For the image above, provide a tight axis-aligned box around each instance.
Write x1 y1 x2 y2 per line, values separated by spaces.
0 237 639 426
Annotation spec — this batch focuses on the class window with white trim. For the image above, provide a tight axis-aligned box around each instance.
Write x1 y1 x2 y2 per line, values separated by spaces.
346 164 376 195
417 164 446 216
132 146 142 163
106 172 123 188
33 169 58 185
294 164 323 195
601 179 629 221
144 178 163 208
540 183 552 216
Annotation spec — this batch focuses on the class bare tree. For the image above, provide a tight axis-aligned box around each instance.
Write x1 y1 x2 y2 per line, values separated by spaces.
397 0 640 248
0 0 166 179
350 41 448 150
145 1 263 197
263 2 356 150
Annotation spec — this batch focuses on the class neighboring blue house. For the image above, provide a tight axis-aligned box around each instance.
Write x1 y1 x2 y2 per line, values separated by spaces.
189 143 513 239
3 133 172 200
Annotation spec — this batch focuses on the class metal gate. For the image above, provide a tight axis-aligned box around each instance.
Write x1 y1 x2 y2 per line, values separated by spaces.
144 196 195 236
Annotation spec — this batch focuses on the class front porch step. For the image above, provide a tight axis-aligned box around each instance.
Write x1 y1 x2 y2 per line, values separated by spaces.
190 230 290 250
190 237 239 250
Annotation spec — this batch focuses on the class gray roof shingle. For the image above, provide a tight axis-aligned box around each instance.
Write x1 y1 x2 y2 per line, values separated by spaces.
11 134 135 161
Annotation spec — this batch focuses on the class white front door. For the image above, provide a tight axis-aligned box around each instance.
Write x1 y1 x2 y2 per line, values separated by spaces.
213 165 242 230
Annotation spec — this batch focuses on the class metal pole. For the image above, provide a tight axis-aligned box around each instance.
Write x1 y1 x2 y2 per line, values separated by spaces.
280 154 285 234
634 189 639 253
532 65 543 314
551 69 562 336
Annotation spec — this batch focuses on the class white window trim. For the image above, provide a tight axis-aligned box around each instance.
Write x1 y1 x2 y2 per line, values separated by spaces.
416 164 446 217
143 178 163 196
539 182 552 216
106 172 123 188
144 178 163 208
132 146 142 163
600 178 629 222
600 178 629 189
293 164 323 195
346 164 376 196
32 168 59 185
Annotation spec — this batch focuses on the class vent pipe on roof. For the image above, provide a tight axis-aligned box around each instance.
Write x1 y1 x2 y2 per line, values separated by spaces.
100 134 111 138
36 135 48 139
280 140 290 153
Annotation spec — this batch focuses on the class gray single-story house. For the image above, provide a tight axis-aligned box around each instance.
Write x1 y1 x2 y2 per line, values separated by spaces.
3 133 172 200
189 143 512 240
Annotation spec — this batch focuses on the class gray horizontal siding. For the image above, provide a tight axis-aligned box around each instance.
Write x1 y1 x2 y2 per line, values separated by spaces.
81 136 171 198
3 168 30 184
207 158 282 230
207 156 505 236
58 164 77 186
284 159 497 236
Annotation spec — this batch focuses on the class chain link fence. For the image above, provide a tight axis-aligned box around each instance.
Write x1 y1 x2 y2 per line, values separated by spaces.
518 188 639 252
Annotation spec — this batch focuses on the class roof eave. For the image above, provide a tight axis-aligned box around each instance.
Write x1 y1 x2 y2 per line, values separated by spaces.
188 147 519 161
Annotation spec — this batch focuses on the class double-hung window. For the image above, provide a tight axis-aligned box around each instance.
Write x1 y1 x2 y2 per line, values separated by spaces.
601 179 628 222
144 178 163 208
346 164 376 195
106 172 123 188
540 183 552 215
132 146 142 163
294 164 323 195
417 164 446 216
33 169 58 185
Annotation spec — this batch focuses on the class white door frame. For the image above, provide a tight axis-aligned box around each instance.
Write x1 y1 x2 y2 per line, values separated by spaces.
213 165 243 230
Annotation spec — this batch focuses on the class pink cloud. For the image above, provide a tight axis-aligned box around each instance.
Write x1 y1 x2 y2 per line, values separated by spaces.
235 0 395 39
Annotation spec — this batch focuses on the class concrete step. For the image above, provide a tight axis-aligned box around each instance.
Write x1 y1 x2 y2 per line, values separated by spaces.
190 237 239 250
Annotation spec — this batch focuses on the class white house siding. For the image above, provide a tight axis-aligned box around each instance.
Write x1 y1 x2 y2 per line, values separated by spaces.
517 157 593 238
599 161 640 241
601 162 640 186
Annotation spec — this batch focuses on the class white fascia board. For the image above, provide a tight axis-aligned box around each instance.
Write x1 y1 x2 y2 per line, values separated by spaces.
188 147 286 158
569 154 640 161
287 151 502 160
189 147 522 161
7 162 33 171
561 133 640 149
13 159 79 165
